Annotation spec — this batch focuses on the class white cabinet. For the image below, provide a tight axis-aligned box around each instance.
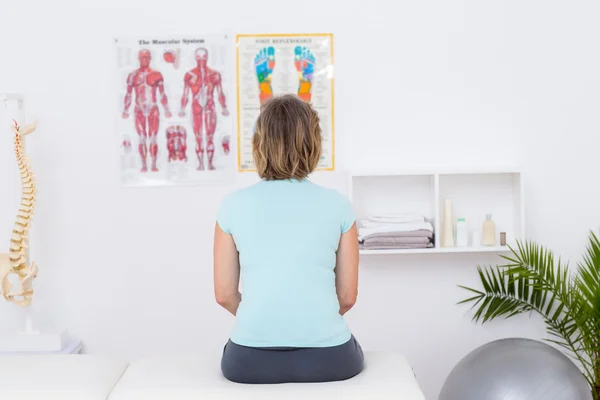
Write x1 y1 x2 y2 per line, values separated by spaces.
347 167 524 255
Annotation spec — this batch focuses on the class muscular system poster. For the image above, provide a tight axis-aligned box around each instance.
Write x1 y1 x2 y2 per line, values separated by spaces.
115 34 234 186
235 33 335 172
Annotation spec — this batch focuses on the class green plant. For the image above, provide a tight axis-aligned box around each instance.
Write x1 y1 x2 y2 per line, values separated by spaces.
458 231 600 399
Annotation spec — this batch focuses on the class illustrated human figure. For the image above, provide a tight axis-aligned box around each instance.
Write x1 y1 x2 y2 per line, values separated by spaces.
254 45 316 104
179 47 229 171
122 49 172 172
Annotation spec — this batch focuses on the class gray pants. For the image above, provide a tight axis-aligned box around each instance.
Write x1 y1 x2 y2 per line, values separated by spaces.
221 335 364 384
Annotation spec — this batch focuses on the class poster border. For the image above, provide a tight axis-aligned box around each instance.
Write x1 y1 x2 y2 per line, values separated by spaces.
235 33 335 173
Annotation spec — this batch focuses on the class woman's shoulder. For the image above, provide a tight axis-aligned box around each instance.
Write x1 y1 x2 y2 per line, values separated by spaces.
219 184 258 206
309 185 355 232
220 180 352 208
216 184 263 233
309 183 352 206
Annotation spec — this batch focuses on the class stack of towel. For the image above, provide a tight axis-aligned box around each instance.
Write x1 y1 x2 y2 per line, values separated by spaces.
358 213 434 250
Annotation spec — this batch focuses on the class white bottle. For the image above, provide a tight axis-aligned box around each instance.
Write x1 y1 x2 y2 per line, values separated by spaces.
442 198 454 247
456 218 468 247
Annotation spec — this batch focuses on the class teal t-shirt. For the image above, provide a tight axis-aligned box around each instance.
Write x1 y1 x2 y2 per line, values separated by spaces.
216 178 356 348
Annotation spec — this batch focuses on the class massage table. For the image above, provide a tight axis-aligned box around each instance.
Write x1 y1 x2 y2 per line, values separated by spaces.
0 351 426 399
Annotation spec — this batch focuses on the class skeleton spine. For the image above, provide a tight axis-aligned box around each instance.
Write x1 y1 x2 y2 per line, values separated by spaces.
9 134 36 271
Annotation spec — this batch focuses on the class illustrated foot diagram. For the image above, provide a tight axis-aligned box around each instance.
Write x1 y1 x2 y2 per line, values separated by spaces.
294 46 315 102
255 46 275 105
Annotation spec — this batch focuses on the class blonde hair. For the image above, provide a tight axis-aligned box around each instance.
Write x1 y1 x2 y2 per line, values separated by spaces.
252 94 322 181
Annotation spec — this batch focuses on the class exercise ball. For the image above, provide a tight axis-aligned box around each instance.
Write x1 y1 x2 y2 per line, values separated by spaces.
439 338 591 400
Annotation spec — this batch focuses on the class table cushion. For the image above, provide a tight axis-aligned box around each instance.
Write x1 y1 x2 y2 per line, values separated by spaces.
0 354 128 400
108 351 426 399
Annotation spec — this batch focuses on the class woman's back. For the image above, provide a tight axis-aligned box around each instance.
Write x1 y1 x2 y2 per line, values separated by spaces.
214 94 362 384
217 178 355 347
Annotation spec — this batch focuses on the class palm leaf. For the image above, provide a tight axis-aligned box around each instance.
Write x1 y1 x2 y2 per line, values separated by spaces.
458 234 600 398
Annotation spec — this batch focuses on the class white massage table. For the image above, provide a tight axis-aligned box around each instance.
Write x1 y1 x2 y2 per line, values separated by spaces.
0 351 426 399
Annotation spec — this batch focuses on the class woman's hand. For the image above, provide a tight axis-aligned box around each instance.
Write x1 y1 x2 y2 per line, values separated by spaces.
213 222 242 315
335 222 359 315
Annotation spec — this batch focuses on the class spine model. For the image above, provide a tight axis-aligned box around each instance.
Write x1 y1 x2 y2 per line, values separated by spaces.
0 120 39 307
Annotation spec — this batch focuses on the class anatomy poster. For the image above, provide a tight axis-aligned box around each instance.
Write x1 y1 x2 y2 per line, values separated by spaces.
114 34 234 186
236 33 335 172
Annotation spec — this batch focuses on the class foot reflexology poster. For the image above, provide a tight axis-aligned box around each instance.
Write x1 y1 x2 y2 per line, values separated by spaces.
114 34 234 187
235 33 335 172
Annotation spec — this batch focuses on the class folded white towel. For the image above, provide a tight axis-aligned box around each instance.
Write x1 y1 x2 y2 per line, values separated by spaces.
367 213 426 224
358 221 434 242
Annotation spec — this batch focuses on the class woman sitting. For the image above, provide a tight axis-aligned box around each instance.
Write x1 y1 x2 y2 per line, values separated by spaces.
214 94 363 384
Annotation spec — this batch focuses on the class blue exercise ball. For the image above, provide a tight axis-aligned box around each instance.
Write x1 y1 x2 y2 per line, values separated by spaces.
439 338 591 400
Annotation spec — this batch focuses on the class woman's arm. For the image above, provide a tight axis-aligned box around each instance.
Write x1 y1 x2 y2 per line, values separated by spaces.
335 222 359 315
213 222 242 315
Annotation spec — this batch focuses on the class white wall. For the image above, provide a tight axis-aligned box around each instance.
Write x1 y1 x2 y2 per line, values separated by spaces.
1 0 599 398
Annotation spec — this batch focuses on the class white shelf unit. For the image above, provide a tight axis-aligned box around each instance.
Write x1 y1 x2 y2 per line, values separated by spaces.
348 167 525 255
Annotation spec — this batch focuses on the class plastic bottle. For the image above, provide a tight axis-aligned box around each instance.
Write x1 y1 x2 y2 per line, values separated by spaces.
456 218 468 247
482 214 496 246
442 199 454 247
